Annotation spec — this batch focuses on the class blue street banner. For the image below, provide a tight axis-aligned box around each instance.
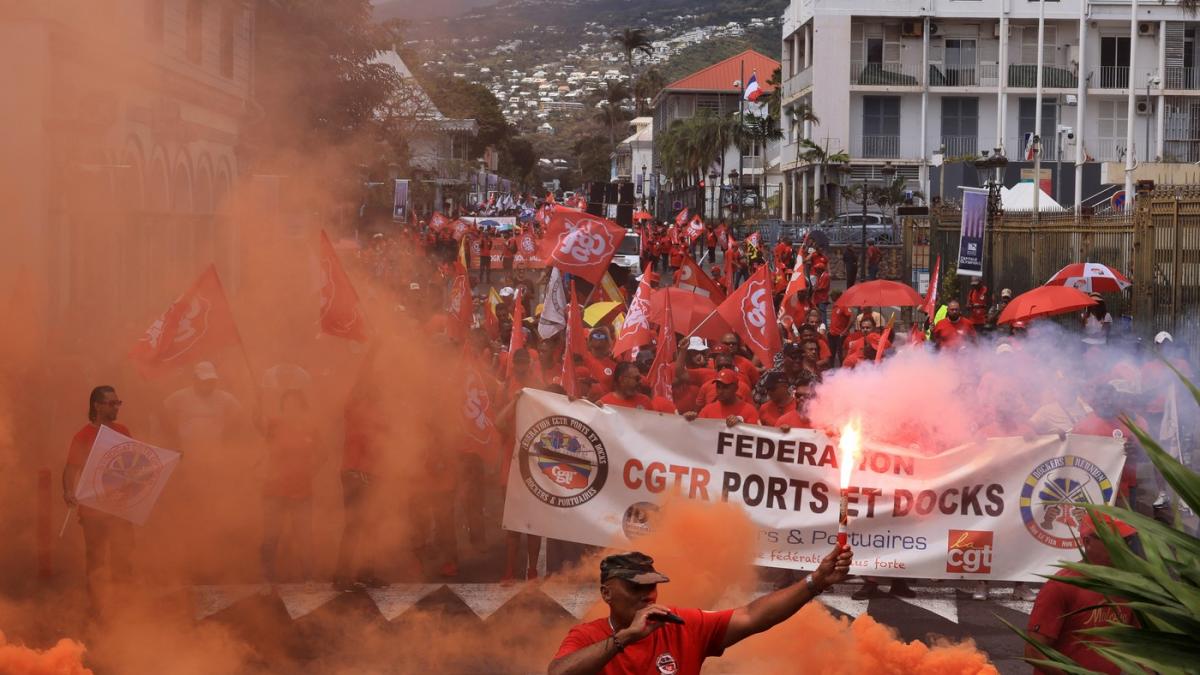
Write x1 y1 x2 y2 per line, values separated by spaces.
956 187 987 277
392 179 410 221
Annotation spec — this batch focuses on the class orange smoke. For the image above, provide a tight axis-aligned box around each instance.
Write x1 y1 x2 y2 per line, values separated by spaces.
0 630 92 675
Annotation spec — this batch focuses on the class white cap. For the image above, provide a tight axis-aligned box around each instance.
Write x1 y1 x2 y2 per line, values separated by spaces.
499 286 515 297
995 343 1013 354
687 336 708 351
1154 331 1173 344
193 361 218 381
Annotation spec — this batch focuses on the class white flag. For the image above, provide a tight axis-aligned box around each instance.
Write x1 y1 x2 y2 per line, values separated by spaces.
74 425 181 525
537 267 568 339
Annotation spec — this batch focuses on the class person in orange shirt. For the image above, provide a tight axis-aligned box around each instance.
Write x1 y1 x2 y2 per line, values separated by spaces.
966 277 989 327
598 362 677 413
931 300 977 350
685 370 760 426
758 372 798 426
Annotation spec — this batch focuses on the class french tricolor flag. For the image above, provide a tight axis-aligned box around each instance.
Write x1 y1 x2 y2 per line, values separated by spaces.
744 73 763 102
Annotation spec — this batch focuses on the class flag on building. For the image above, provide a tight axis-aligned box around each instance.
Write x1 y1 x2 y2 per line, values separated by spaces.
73 425 181 525
318 230 368 342
744 73 763 102
130 265 242 369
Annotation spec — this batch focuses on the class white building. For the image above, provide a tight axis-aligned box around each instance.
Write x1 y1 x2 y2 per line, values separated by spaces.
612 117 656 205
780 0 1200 219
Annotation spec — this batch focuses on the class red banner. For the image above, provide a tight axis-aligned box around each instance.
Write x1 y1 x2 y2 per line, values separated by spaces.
318 231 368 342
716 265 780 368
130 265 241 368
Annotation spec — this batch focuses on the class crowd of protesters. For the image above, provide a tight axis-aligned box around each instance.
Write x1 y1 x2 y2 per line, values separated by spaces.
62 197 1197 620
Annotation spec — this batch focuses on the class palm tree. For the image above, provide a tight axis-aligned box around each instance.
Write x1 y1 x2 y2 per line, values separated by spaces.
633 67 666 115
798 138 850 220
741 112 784 214
611 28 653 89
592 80 632 145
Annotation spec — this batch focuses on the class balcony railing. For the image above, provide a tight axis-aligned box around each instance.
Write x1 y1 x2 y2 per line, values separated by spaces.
858 135 901 158
1090 138 1127 162
1011 135 1060 160
1164 66 1200 90
850 62 922 86
1163 141 1200 163
742 155 765 171
1007 64 1079 88
940 136 979 158
1096 66 1130 89
929 65 978 86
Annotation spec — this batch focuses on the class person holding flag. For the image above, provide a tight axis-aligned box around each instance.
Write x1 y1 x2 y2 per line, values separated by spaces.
63 386 135 611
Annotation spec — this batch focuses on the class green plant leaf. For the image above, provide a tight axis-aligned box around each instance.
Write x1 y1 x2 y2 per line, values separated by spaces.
1121 415 1200 513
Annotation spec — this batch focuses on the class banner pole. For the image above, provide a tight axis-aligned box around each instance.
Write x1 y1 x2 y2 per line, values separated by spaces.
58 506 74 539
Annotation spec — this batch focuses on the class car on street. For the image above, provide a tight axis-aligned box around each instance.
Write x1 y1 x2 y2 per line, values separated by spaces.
816 212 899 245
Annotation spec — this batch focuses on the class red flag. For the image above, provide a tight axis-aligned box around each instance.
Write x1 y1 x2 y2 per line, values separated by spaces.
723 234 737 291
505 288 526 377
540 212 626 284
483 288 501 340
447 262 473 339
685 215 706 245
715 265 780 368
560 282 585 398
318 230 368 342
613 272 656 357
130 265 241 367
923 255 942 317
647 291 676 400
781 252 808 311
674 208 690 228
675 253 726 302
458 352 499 456
429 212 450 232
876 315 896 364
452 219 472 241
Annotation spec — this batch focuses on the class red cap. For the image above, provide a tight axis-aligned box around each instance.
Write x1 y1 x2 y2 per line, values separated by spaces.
1079 513 1137 538
715 369 739 386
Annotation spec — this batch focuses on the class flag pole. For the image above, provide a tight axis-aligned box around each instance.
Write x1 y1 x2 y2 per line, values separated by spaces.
59 506 74 538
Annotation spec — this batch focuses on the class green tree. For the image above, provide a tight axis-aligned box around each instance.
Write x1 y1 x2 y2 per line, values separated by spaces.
419 76 511 157
611 27 654 87
592 80 633 146
634 67 667 115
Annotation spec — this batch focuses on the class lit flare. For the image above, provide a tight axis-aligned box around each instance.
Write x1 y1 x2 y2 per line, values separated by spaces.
837 420 862 548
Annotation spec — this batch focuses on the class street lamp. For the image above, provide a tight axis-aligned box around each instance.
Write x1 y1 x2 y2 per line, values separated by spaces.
728 169 740 225
973 148 1009 292
708 169 720 220
640 164 647 210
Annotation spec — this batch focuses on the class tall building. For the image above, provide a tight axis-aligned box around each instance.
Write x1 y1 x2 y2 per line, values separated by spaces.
651 50 782 220
779 0 1200 220
1 0 256 332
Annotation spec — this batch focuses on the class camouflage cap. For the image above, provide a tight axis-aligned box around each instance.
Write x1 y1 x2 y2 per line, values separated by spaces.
600 552 670 585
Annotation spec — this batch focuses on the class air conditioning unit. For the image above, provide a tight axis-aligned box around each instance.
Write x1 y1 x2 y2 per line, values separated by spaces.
901 20 923 38
1138 21 1156 36
1136 99 1153 116
928 22 941 37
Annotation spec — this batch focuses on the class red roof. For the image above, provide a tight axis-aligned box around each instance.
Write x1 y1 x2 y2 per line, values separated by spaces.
664 49 781 94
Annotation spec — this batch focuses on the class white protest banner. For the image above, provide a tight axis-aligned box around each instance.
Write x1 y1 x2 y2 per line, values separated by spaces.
75 425 182 525
502 390 1126 582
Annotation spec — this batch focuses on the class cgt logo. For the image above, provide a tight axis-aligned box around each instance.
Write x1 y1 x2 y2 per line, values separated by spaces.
946 529 993 574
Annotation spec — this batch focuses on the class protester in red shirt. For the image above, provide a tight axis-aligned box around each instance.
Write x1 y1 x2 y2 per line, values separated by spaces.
549 546 853 675
866 240 883 280
966 277 989 326
260 389 322 583
598 362 677 413
478 231 494 284
758 372 798 426
685 370 760 426
827 291 852 362
716 333 760 385
693 366 754 409
334 379 387 590
811 263 831 324
1025 514 1139 675
63 386 134 611
931 300 977 350
772 238 794 270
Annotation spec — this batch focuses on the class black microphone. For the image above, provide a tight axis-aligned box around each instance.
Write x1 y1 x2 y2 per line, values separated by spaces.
650 611 686 625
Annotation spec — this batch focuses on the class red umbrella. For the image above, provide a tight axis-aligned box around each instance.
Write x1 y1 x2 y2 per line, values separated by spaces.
834 280 925 308
634 210 654 221
649 288 728 337
996 286 1096 325
1045 263 1131 294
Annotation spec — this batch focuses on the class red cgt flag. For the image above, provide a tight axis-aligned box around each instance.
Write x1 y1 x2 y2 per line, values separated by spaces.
429 212 451 233
539 211 626 284
318 230 368 342
613 272 657 357
130 265 241 368
559 282 586 398
781 252 808 311
685 215 706 245
674 208 690 228
447 261 473 339
646 290 676 400
676 253 726 302
715 265 780 368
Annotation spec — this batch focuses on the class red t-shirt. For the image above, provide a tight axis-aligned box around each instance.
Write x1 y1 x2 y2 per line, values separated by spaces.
775 409 811 429
694 378 753 410
828 307 853 337
812 272 831 304
67 422 133 467
931 317 976 348
759 399 797 427
598 392 677 413
263 418 319 499
698 399 759 424
1027 569 1136 675
866 245 882 264
553 607 735 674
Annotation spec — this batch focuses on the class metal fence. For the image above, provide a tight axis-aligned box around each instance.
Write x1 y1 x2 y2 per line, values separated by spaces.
919 188 1200 355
